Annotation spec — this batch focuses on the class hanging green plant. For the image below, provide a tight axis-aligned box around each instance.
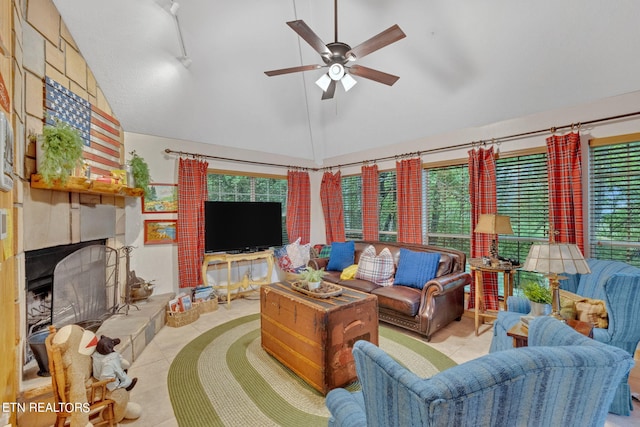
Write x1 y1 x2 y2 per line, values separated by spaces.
38 119 84 185
128 151 151 196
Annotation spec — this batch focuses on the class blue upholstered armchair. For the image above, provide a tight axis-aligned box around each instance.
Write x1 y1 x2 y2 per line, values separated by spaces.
490 259 640 415
326 317 633 427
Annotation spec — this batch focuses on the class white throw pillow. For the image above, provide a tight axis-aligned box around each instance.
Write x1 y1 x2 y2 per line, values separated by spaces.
286 237 311 270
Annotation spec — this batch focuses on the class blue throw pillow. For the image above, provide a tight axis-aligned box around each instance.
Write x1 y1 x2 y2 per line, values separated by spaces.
327 241 355 271
394 249 441 289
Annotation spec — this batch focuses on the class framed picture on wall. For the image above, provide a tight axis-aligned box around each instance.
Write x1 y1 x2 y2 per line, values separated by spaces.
144 219 177 245
142 183 178 213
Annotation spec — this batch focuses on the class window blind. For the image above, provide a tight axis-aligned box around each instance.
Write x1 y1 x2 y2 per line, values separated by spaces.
424 164 470 255
590 140 640 267
341 175 363 240
496 153 549 287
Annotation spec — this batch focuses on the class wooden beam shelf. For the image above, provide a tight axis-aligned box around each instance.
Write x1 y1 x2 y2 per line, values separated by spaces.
30 174 144 197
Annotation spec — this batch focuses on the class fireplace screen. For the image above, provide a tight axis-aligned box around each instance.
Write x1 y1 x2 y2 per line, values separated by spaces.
52 245 119 328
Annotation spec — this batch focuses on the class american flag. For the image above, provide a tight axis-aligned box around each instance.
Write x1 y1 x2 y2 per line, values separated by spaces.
45 77 122 178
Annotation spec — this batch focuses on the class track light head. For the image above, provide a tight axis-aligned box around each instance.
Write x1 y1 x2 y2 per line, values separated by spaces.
169 1 180 15
179 56 192 68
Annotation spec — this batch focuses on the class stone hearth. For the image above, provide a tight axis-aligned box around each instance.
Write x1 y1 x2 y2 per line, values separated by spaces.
20 292 174 399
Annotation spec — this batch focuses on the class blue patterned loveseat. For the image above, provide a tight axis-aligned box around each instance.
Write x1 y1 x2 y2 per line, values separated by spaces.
326 317 633 427
490 258 640 415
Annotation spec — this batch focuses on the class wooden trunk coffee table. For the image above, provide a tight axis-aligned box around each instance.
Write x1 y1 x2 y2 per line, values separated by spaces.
507 318 594 348
260 282 378 395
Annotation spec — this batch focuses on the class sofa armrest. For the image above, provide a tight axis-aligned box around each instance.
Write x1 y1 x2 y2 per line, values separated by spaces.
600 274 640 347
326 388 367 427
422 271 471 296
528 316 599 348
309 257 329 270
506 296 530 314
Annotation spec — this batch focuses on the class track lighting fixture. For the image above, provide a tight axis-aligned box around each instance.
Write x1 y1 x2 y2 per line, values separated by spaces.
168 1 190 68
169 1 180 15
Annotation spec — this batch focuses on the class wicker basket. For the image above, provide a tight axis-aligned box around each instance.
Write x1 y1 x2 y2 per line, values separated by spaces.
166 308 199 327
194 298 218 314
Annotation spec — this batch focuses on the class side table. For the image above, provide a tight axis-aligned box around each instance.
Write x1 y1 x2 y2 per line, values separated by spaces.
469 258 520 336
507 318 594 348
201 249 274 307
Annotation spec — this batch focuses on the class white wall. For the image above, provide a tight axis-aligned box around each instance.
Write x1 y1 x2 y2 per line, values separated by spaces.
124 133 325 295
125 90 640 295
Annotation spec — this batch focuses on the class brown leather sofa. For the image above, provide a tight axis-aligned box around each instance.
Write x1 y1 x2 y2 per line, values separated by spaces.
313 241 471 341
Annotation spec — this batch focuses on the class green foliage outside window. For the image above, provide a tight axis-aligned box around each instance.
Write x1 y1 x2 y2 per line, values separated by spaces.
590 140 640 267
207 173 288 244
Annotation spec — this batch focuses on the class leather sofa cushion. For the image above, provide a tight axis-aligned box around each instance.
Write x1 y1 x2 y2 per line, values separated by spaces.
323 272 381 293
372 285 421 317
340 278 381 294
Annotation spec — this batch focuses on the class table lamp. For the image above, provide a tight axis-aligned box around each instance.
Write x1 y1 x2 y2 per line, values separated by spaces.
474 214 513 263
522 242 590 320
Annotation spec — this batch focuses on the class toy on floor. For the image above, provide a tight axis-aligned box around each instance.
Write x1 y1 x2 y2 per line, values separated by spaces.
53 325 142 425
92 335 138 392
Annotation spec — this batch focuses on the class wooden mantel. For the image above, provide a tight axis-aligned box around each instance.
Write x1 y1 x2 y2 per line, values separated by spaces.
30 174 144 197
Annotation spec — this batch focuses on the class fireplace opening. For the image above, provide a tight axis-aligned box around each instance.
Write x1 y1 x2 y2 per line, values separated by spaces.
25 239 120 375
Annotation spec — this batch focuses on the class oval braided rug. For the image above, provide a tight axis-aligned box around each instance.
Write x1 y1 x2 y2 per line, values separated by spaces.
168 313 456 427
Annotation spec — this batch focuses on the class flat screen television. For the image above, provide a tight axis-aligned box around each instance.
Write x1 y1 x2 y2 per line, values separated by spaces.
204 201 283 253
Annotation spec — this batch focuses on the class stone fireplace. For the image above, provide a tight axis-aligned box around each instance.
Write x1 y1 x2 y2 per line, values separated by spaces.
20 186 172 390
21 186 123 376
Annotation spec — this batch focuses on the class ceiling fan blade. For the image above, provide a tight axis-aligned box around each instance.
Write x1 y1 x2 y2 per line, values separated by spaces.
321 80 337 100
287 20 332 57
345 24 406 60
349 65 400 86
264 64 323 77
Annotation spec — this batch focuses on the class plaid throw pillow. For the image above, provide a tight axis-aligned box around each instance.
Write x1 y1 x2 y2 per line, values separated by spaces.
356 245 395 287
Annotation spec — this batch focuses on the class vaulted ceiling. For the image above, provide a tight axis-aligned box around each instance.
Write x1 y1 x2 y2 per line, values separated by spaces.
51 0 640 164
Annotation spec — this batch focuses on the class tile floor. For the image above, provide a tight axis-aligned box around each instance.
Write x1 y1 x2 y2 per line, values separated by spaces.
120 295 640 427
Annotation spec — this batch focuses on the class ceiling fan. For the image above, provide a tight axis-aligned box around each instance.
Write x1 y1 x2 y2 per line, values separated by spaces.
264 0 406 100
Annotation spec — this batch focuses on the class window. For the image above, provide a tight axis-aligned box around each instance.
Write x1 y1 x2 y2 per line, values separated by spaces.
378 171 397 242
424 164 470 255
342 175 363 240
496 151 549 287
589 136 640 267
341 170 398 241
207 171 288 244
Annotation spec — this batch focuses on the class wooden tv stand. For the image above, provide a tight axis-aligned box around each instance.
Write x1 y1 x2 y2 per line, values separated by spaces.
201 249 274 307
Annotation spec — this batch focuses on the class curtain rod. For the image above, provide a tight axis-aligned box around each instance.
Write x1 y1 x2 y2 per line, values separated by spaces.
164 109 640 171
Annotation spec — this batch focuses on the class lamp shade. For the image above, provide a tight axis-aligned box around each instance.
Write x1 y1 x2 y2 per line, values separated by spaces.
522 243 591 275
474 214 513 235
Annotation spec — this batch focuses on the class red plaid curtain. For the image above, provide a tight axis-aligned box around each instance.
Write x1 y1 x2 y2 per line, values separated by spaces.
177 158 209 288
320 171 346 243
362 164 379 241
396 158 422 244
547 132 584 251
286 170 311 244
468 147 499 310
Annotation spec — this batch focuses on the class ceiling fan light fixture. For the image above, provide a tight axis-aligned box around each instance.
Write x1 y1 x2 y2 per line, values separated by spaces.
341 73 357 92
328 63 345 81
315 73 332 92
